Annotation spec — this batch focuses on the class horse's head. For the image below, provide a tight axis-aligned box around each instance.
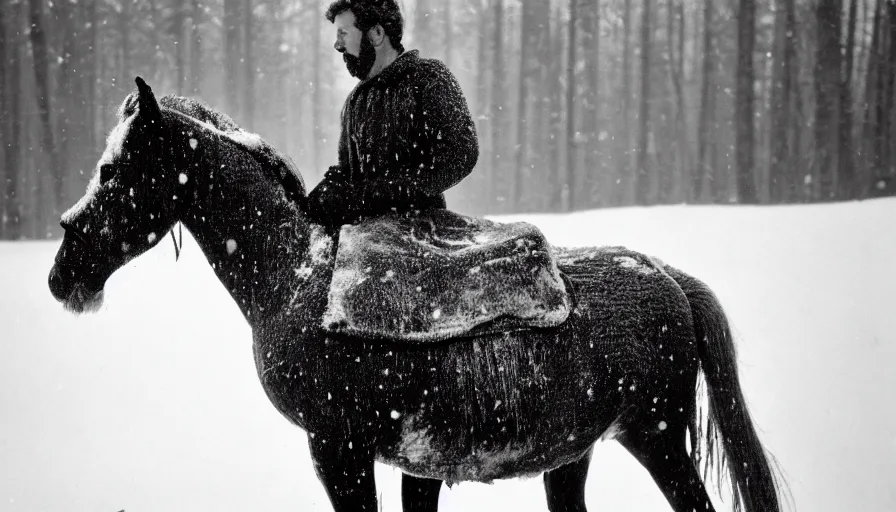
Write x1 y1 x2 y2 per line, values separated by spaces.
48 77 193 313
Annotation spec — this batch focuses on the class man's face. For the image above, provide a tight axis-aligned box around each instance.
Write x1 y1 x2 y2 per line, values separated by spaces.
334 10 377 79
334 11 362 57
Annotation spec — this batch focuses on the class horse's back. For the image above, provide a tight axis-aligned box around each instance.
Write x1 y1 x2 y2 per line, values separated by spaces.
555 245 699 384
556 245 691 322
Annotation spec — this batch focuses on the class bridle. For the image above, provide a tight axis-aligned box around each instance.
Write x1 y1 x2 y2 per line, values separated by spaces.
168 132 202 261
169 223 184 260
58 113 205 268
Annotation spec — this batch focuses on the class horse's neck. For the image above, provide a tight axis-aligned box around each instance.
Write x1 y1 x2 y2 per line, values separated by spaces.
180 130 325 325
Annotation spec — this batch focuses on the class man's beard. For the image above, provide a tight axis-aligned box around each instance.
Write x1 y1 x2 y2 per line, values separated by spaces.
343 35 376 79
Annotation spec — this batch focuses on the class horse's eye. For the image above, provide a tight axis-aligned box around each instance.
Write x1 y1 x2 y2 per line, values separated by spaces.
100 164 116 183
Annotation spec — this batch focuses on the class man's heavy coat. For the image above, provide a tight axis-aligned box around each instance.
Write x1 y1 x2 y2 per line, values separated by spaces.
307 50 479 229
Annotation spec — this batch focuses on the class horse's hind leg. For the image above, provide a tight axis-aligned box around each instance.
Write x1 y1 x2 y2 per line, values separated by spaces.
401 473 442 512
543 447 593 512
617 425 716 512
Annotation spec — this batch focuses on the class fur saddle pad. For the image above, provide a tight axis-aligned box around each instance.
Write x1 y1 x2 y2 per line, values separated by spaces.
322 210 572 342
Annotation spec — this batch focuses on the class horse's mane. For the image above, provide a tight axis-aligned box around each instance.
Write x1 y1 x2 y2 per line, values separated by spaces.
118 91 307 201
159 95 243 132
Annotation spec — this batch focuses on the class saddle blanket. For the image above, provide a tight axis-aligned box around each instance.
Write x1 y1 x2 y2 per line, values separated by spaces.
322 210 571 342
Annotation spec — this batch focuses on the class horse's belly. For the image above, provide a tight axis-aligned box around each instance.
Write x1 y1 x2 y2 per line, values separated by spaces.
378 435 544 484
377 413 594 484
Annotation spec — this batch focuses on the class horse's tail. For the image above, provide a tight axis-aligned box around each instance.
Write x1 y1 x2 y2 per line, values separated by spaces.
667 267 789 512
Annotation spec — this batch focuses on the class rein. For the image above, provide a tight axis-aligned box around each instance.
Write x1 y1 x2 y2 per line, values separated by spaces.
170 224 183 260
168 131 202 262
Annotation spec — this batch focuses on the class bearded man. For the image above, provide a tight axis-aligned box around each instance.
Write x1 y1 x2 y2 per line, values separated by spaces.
305 0 479 232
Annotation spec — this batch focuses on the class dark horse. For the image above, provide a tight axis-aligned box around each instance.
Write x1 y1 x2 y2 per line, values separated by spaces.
48 78 786 512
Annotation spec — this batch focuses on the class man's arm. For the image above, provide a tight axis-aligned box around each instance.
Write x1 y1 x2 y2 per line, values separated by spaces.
362 63 479 205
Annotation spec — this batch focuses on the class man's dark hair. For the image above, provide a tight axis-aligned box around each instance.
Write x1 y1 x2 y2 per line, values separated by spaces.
326 0 405 53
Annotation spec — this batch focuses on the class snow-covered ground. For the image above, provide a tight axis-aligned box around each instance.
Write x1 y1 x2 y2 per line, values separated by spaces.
2 199 894 512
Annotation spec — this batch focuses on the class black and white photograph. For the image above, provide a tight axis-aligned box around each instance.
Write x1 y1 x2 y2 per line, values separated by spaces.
1 0 894 510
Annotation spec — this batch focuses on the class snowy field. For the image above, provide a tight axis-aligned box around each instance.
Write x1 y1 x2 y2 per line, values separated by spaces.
2 199 895 512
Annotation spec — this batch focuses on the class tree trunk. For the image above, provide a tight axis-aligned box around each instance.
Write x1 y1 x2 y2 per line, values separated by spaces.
696 0 715 202
581 0 601 208
735 0 757 203
285 0 304 163
444 0 453 70
490 0 505 211
815 0 842 200
0 2 20 238
856 0 872 101
312 0 324 175
667 0 689 203
862 0 882 193
549 4 565 211
786 0 802 202
28 0 64 224
242 0 254 129
566 0 578 211
189 0 203 95
416 0 431 58
770 0 795 203
882 0 896 180
171 0 186 95
57 0 75 180
677 0 688 181
146 0 160 81
839 0 859 199
475 0 491 209
59 0 91 201
0 2 6 237
621 0 633 205
513 0 535 210
636 0 652 205
533 0 551 211
96 0 110 138
85 0 97 150
224 0 241 117
21 76 38 238
119 0 131 93
874 0 888 184
474 0 489 121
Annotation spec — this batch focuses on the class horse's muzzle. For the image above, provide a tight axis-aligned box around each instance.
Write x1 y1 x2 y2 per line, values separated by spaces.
48 263 105 314
47 265 68 302
48 263 86 303
49 232 99 301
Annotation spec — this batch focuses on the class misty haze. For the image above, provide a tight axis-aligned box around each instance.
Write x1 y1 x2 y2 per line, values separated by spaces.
1 1 895 512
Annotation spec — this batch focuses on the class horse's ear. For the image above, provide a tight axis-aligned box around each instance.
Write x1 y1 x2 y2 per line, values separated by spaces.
134 76 162 122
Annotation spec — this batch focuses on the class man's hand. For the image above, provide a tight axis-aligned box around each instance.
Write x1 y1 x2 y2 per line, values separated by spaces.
306 167 356 232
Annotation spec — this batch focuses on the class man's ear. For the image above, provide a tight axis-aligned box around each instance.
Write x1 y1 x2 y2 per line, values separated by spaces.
368 24 386 46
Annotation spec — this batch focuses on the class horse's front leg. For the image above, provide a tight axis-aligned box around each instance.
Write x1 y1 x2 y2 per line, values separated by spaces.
401 473 443 512
309 434 378 511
